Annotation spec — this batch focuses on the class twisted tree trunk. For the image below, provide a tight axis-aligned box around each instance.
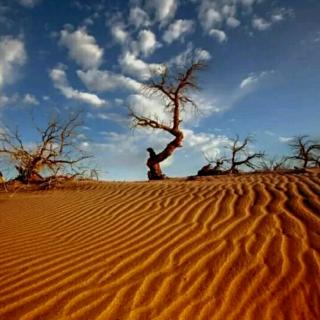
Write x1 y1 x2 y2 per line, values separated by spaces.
146 130 183 180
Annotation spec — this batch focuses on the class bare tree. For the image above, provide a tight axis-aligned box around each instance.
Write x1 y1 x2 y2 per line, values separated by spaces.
258 156 289 171
288 135 320 169
0 112 92 183
198 155 225 176
226 135 264 173
130 62 204 180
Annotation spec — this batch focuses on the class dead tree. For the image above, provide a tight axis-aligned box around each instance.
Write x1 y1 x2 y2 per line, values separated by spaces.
198 156 225 176
226 135 264 173
130 62 204 180
288 135 320 169
258 156 289 171
0 112 91 183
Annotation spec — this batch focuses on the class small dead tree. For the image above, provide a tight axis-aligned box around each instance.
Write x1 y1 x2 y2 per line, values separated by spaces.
258 156 289 171
226 135 264 173
198 155 225 176
288 135 320 169
130 62 204 180
0 112 91 183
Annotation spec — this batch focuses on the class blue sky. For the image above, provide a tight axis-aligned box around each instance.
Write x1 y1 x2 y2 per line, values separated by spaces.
0 0 319 180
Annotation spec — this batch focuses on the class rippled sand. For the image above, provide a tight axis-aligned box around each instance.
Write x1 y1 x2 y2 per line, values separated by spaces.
0 172 320 319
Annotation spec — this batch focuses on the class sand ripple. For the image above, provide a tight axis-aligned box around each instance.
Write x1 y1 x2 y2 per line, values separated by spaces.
0 173 320 319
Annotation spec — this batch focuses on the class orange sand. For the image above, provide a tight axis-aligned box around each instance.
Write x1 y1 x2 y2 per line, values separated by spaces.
0 172 320 319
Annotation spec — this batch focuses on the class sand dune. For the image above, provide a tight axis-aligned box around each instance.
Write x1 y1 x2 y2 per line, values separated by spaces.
0 172 320 319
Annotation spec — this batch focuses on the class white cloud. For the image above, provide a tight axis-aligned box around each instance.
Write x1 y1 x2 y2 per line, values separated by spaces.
129 7 151 28
77 69 141 92
149 0 178 24
170 43 211 67
0 95 10 108
240 75 258 89
18 0 41 8
226 16 241 28
209 29 227 43
23 93 39 105
128 93 171 124
138 30 159 56
119 51 164 81
199 1 222 31
111 24 129 44
252 17 272 31
163 19 194 44
279 136 293 143
59 27 104 69
127 90 220 129
221 4 236 17
271 8 294 22
252 7 294 31
0 36 26 90
240 0 256 7
0 93 39 108
240 70 274 89
90 126 232 180
184 129 231 160
194 48 211 62
49 65 107 107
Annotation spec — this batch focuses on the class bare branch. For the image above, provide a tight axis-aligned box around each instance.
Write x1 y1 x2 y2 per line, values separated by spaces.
129 61 205 179
0 111 92 183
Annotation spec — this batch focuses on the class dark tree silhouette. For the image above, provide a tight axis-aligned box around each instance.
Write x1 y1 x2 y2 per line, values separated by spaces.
0 112 91 183
198 156 225 176
258 156 289 171
130 62 204 180
288 135 320 169
226 135 264 173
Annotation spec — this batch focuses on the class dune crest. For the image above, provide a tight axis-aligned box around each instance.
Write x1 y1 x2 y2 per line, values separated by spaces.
0 172 320 319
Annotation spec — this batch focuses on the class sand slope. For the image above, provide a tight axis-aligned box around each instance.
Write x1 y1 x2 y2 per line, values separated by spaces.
0 172 320 319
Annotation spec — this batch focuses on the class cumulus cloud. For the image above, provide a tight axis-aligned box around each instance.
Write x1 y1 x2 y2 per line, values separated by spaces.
127 93 171 124
59 27 104 69
195 0 293 37
253 8 293 31
226 16 241 28
129 7 151 28
23 93 39 105
0 93 39 108
271 8 294 22
149 0 178 24
111 24 129 44
119 51 164 81
184 129 231 160
18 0 42 8
49 65 107 107
252 17 271 31
77 69 141 92
137 30 160 56
163 19 194 44
198 2 222 31
169 43 211 67
209 29 227 43
0 36 26 90
0 95 15 108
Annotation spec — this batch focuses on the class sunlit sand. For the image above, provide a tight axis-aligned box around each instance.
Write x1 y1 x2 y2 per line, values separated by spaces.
0 171 319 319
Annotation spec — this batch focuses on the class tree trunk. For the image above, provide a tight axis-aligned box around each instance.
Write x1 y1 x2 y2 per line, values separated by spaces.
146 130 183 180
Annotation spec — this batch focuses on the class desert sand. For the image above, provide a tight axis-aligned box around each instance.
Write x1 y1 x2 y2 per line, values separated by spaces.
0 172 320 320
